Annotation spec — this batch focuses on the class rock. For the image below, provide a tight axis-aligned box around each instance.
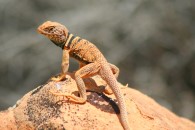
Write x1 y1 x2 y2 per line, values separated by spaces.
0 73 194 130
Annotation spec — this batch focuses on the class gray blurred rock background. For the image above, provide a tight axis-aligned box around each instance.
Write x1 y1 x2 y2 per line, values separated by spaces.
0 0 194 121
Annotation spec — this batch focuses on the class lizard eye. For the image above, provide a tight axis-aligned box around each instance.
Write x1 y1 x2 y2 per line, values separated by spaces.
44 26 55 33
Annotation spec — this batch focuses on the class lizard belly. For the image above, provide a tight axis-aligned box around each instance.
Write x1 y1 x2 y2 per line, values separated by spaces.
70 41 103 64
71 52 91 64
70 48 96 64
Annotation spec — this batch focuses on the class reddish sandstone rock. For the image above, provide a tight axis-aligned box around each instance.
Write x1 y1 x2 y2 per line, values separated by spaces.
0 73 194 130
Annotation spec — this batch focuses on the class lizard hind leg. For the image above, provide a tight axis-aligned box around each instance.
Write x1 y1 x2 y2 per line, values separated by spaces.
50 63 101 104
72 62 101 103
109 63 120 79
103 63 120 95
49 90 86 104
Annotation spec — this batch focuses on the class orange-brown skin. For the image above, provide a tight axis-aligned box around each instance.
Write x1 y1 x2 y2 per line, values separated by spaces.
37 21 130 130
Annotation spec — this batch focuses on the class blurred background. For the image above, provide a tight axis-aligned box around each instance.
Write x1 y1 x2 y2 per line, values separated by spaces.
0 0 195 121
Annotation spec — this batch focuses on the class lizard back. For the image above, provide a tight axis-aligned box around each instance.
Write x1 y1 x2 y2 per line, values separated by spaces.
67 34 106 64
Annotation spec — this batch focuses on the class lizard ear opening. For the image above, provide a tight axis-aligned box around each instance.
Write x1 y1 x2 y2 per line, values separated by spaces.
63 29 69 39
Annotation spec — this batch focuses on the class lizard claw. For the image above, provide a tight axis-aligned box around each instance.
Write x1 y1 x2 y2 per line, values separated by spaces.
49 90 71 98
49 90 86 104
121 83 129 89
104 86 113 95
125 83 129 87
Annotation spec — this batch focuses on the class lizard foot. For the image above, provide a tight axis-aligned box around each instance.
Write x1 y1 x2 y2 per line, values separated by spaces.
103 83 128 95
104 86 113 95
121 83 129 89
51 73 66 81
49 90 86 104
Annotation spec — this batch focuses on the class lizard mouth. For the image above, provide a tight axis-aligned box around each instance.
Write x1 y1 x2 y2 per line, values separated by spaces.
37 26 50 35
37 21 55 35
37 26 46 35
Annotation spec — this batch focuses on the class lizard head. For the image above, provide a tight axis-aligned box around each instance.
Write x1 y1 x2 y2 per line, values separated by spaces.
37 21 69 48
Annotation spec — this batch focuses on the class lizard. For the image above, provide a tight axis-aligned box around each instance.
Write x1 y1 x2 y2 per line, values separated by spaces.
37 21 131 130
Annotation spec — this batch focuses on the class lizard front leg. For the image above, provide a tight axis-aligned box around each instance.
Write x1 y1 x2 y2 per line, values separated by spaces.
50 62 101 104
51 50 70 81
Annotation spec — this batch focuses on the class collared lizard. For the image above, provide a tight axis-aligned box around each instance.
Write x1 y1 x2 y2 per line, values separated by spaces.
37 21 130 130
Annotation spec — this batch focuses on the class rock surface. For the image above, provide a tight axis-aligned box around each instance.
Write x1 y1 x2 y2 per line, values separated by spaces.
0 73 194 130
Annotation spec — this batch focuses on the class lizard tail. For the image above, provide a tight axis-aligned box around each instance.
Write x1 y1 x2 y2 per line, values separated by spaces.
100 64 131 130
